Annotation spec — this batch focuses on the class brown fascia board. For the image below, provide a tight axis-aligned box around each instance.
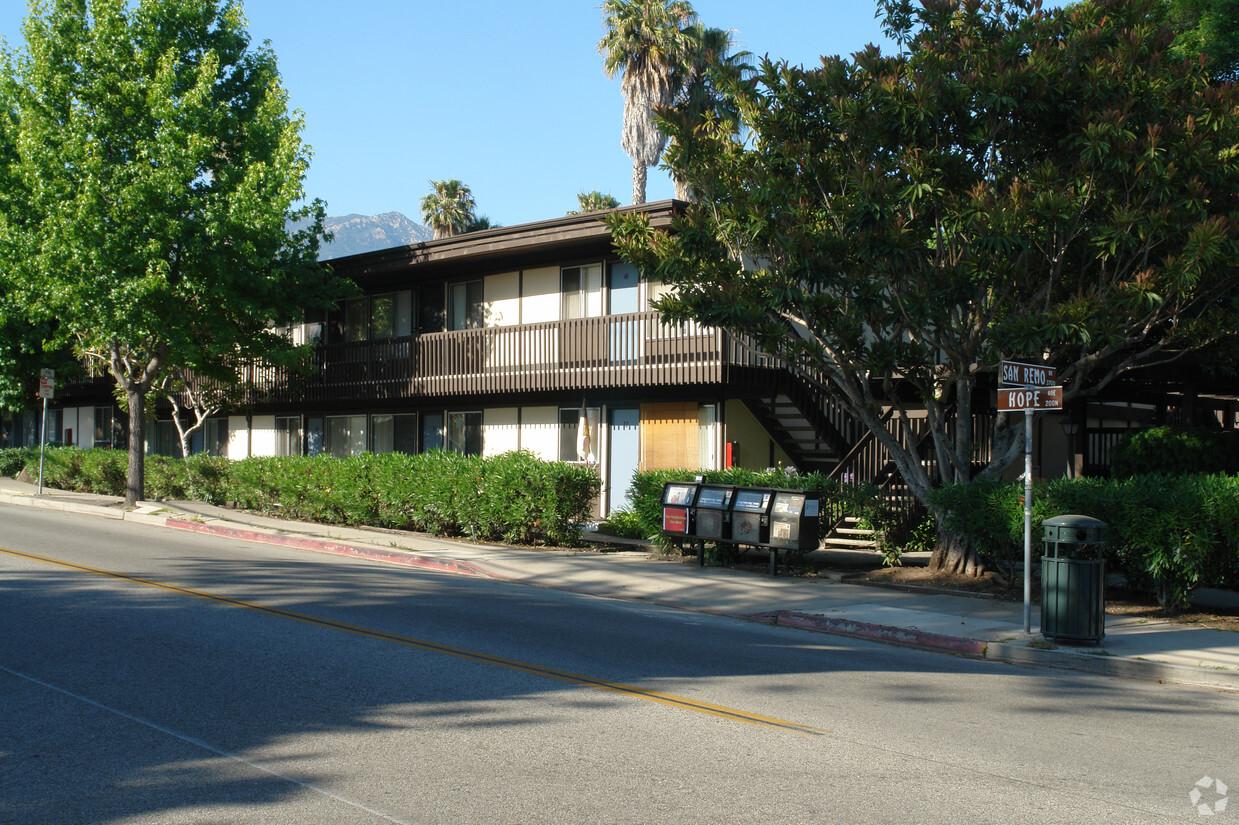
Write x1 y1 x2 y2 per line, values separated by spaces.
326 199 682 285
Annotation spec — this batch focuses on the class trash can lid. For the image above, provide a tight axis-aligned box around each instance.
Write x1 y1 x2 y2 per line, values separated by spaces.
1042 514 1107 529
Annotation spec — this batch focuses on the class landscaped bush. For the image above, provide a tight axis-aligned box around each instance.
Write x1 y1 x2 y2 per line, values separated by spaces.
1 445 599 546
1110 426 1239 478
931 474 1239 608
225 449 599 546
0 447 27 477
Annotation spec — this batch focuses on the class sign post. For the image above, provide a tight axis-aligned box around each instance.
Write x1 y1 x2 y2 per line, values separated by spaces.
998 360 1062 635
37 369 54 496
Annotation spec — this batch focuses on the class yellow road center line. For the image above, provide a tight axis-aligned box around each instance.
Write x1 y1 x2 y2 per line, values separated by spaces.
1 546 829 737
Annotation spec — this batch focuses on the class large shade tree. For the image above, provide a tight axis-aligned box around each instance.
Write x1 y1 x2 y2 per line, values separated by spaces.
1160 0 1239 81
608 0 1239 574
599 0 697 205
0 0 346 505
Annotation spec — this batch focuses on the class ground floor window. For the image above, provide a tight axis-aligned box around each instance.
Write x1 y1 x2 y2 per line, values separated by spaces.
203 418 228 457
94 407 115 448
421 412 444 452
275 416 302 457
156 420 180 457
371 413 417 454
325 415 367 458
446 411 482 456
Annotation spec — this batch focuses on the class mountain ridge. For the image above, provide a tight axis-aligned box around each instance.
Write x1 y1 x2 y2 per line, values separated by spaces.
318 211 432 259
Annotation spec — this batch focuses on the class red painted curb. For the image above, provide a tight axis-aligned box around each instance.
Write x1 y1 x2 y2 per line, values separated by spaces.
165 518 497 579
752 610 989 657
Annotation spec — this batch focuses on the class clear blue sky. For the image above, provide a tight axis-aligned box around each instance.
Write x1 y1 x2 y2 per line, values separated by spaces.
1 1 896 227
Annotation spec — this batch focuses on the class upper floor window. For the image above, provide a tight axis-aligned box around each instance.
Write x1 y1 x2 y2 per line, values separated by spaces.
448 280 484 331
562 264 602 320
329 291 413 342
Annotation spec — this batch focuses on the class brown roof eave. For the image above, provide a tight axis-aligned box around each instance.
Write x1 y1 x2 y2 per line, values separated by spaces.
326 199 683 280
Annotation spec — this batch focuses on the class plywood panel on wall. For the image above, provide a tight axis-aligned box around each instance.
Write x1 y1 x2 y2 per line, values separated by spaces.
639 402 698 471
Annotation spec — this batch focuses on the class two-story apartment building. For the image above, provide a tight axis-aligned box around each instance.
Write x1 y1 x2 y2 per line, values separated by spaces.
9 200 1238 519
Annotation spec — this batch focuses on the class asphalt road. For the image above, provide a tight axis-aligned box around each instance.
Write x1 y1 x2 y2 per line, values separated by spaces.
0 504 1235 824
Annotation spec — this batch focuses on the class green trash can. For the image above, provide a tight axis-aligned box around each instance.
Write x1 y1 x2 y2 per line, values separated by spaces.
1041 515 1107 644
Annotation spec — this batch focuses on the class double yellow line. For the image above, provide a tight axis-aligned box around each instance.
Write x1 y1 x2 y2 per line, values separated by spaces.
1 546 829 737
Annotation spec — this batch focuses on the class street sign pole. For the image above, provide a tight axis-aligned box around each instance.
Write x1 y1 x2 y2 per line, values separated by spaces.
1024 411 1032 634
36 368 55 496
998 360 1060 636
38 395 48 496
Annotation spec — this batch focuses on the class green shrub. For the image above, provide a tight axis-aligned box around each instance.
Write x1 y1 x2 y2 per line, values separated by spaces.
1110 426 1239 478
221 449 599 546
598 507 648 540
77 449 127 496
2 443 602 548
0 447 30 477
932 474 1239 608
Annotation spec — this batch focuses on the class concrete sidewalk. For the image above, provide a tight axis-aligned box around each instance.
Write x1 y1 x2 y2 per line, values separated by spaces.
3 476 1238 691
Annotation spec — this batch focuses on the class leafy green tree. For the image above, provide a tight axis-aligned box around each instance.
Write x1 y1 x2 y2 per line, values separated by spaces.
420 178 477 239
1159 0 1239 81
608 0 1239 574
568 190 622 214
599 0 697 205
0 0 345 505
666 23 751 201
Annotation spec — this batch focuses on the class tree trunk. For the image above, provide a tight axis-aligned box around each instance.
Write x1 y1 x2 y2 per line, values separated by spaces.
632 159 647 206
125 388 146 507
928 527 987 576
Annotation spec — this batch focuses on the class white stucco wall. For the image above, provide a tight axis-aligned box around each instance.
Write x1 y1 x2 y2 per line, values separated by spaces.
227 415 249 459
250 415 276 457
483 407 520 456
521 266 560 324
485 271 520 327
520 405 559 461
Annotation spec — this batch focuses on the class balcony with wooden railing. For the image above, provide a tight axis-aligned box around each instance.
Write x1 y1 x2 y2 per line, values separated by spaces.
239 311 742 405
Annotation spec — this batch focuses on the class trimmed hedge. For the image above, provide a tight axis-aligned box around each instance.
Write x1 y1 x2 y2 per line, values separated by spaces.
1 446 600 547
931 474 1239 608
1110 426 1239 478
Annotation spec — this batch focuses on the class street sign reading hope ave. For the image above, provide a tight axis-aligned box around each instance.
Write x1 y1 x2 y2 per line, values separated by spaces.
998 359 1062 411
998 385 1063 411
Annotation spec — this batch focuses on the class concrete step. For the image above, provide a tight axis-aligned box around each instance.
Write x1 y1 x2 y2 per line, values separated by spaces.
822 536 881 548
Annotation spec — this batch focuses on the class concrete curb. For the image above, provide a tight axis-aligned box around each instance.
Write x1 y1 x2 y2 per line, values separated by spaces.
163 518 498 579
0 491 124 520
984 640 1239 690
749 610 990 657
750 608 1239 690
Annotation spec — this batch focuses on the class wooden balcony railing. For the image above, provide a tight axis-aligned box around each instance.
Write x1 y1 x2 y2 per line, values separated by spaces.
238 311 733 405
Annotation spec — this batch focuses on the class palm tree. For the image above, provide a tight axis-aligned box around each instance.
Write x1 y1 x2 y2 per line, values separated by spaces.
420 179 476 239
466 215 500 232
599 0 697 205
568 190 621 214
668 24 751 200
